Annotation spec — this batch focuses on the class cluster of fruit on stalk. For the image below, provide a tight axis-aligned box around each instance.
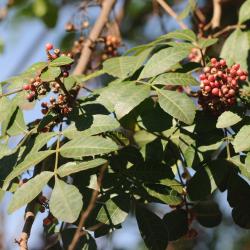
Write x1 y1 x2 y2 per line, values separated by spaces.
22 43 79 117
198 58 248 114
101 34 121 61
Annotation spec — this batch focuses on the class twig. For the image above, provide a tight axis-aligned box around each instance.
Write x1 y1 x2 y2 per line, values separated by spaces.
73 0 117 75
213 24 245 38
16 161 43 250
68 163 108 250
211 0 221 29
155 0 188 29
0 88 22 98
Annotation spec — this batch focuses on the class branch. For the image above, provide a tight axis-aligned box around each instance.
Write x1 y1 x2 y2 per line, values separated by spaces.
211 0 221 29
155 0 188 29
213 24 245 38
16 162 43 250
73 0 117 75
68 163 108 250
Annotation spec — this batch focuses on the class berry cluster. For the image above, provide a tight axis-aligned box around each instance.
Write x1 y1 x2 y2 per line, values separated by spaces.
23 43 76 117
101 35 121 61
188 48 202 63
198 58 248 114
65 20 89 32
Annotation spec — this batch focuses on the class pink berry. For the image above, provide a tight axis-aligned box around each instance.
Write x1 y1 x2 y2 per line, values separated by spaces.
230 69 237 76
219 59 226 66
214 81 220 88
232 64 240 71
204 67 210 73
203 79 210 85
23 84 30 91
237 70 244 76
240 75 247 81
208 75 215 81
222 87 228 94
217 71 223 77
228 89 235 96
210 82 215 88
45 43 53 51
204 86 211 92
212 88 219 96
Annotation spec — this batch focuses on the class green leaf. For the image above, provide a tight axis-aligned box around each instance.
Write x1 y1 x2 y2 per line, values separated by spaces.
163 209 188 241
139 47 189 79
145 185 182 205
31 132 56 152
161 29 196 42
50 56 74 67
103 56 144 79
159 178 183 194
74 69 105 83
115 84 150 119
157 89 196 125
49 178 83 223
24 62 48 74
40 67 61 82
7 108 27 136
57 158 107 177
233 125 250 153
63 76 76 91
216 111 242 128
97 199 128 225
63 115 120 139
136 205 168 250
32 0 47 17
153 72 199 86
220 29 249 70
60 136 119 158
8 171 53 213
3 150 55 190
178 0 196 20
239 0 250 24
197 37 218 49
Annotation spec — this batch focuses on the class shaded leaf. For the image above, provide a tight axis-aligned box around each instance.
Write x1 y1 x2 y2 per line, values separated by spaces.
157 89 196 125
50 56 74 67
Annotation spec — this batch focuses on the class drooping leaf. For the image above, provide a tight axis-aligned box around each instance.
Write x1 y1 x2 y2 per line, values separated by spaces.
49 56 74 67
57 158 107 177
139 47 189 79
157 89 196 125
136 205 168 250
7 108 27 136
193 200 222 228
187 169 211 201
216 111 242 129
60 136 119 158
49 178 83 223
3 150 55 190
153 72 199 86
163 209 188 241
233 125 250 153
8 171 53 213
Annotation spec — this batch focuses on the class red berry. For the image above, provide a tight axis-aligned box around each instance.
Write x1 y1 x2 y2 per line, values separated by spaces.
204 67 210 73
200 74 206 80
23 84 31 91
43 218 52 226
230 69 237 76
63 71 69 78
217 71 223 77
212 88 219 96
232 64 240 71
208 75 215 81
41 109 48 115
203 79 209 85
211 58 217 64
41 102 48 108
214 81 220 88
45 43 53 51
222 87 228 94
211 68 217 74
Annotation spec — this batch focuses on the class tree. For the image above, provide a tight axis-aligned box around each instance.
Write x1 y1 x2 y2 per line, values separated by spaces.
0 0 250 249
